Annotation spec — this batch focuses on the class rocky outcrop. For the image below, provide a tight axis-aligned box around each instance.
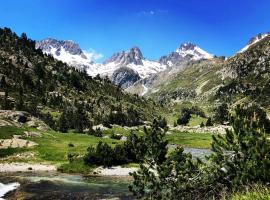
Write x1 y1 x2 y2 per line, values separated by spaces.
0 110 50 131
111 67 141 89
103 47 144 66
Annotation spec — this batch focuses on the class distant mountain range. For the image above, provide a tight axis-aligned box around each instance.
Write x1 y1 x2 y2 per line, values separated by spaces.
36 39 215 89
36 32 270 104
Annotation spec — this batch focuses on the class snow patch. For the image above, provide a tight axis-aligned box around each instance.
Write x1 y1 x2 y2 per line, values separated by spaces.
176 45 213 60
239 33 269 53
141 84 148 96
0 182 20 199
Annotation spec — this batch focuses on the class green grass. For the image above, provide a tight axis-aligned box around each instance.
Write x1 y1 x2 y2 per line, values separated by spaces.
0 147 28 158
0 124 213 174
228 185 270 200
0 126 25 139
166 130 212 148
30 131 121 164
188 115 207 127
57 159 94 174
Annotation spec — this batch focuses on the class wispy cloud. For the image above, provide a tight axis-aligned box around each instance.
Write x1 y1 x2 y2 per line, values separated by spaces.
137 9 168 16
83 49 103 61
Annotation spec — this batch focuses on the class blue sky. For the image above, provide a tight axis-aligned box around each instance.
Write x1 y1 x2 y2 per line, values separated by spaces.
0 0 270 61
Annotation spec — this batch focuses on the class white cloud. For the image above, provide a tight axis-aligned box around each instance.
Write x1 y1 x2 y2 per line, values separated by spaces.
138 9 168 16
83 49 103 61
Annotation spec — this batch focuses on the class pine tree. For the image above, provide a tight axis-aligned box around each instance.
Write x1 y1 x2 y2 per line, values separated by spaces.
129 120 202 199
205 117 213 126
210 105 270 191
58 112 69 133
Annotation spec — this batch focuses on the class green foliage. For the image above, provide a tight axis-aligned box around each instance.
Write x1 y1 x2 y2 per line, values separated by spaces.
229 185 270 200
84 142 125 167
177 111 191 125
213 103 229 124
129 121 202 199
234 104 270 132
177 106 205 126
0 126 25 139
0 147 28 158
110 132 122 140
205 117 213 126
210 105 270 190
58 112 69 133
156 116 167 129
84 130 147 167
88 128 103 137
130 105 270 199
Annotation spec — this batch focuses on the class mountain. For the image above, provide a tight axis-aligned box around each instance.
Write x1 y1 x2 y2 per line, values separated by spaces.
217 33 270 108
238 33 269 53
103 47 143 66
111 67 141 89
127 43 214 96
159 42 214 66
36 41 167 88
100 47 167 79
36 38 93 71
139 32 270 115
0 27 161 130
36 39 214 91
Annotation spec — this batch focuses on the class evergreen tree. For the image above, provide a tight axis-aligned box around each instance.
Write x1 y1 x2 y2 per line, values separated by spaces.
213 103 229 124
209 105 270 194
58 112 69 133
205 117 213 126
129 120 202 199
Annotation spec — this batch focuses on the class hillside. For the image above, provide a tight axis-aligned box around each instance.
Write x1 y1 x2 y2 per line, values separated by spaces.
217 34 270 108
0 27 160 131
135 33 270 116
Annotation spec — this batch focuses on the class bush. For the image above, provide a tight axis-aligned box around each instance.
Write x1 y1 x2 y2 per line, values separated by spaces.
84 142 114 167
209 105 270 191
177 111 191 125
88 128 103 137
68 143 74 147
213 103 229 124
110 132 122 140
205 117 213 126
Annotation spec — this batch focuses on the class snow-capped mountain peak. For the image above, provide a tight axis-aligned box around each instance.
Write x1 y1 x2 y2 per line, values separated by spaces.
239 33 269 53
36 38 93 71
175 42 213 60
159 42 213 66
98 47 167 79
103 46 144 66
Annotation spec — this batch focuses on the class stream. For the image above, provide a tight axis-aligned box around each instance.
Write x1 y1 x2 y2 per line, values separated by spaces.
0 148 212 200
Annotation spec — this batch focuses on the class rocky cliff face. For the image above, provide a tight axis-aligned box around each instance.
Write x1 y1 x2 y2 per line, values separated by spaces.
103 47 144 66
111 67 141 89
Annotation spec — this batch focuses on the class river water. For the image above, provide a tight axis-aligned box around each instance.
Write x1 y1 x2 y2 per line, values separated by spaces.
0 148 212 200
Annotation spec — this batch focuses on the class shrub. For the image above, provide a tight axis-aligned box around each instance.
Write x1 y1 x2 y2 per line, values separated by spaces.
110 132 122 140
88 128 103 137
205 117 213 126
68 143 74 147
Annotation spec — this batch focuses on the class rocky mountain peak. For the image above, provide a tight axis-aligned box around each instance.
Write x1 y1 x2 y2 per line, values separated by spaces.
159 42 213 66
103 46 144 66
36 38 85 57
36 38 93 71
178 42 197 51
